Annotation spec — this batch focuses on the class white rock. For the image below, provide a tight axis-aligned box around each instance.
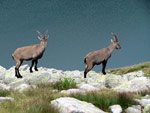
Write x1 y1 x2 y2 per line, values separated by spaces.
131 105 141 111
14 84 34 92
51 97 105 113
134 99 150 107
142 95 150 99
109 105 122 113
23 72 50 85
60 89 85 95
0 97 14 103
19 64 29 71
143 104 150 113
0 83 10 90
114 77 150 92
105 74 128 88
79 84 99 92
52 89 59 93
123 71 144 81
74 77 81 84
41 72 51 80
0 66 6 72
65 70 81 78
125 107 141 113
8 79 25 88
2 73 17 84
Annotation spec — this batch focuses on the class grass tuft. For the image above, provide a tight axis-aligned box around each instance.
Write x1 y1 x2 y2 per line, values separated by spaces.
0 90 11 97
107 62 150 77
0 86 149 112
70 89 136 112
0 85 60 113
52 77 77 91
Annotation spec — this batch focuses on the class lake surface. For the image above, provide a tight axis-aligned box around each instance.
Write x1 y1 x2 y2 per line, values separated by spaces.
0 0 149 71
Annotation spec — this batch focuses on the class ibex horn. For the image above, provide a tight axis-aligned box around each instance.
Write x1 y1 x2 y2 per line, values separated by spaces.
36 30 43 38
45 30 48 36
110 32 118 42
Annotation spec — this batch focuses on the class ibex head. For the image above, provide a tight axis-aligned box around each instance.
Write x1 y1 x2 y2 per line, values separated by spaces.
110 32 121 50
37 30 48 43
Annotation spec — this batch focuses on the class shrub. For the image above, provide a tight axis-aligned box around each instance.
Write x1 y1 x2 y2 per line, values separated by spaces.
0 90 11 97
52 77 77 91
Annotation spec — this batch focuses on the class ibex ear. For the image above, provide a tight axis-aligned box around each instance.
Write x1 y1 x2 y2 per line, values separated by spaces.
110 39 114 43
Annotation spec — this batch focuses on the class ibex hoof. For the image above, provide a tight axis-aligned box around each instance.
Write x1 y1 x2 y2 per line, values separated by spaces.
102 71 106 75
30 70 33 73
16 75 22 78
35 68 38 71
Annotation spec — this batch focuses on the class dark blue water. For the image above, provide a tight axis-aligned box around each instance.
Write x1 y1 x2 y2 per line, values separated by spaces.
0 0 150 71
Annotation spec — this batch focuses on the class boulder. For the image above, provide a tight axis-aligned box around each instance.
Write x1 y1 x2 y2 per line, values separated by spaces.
8 79 25 88
134 99 150 107
142 95 150 99
105 74 127 88
23 72 50 85
0 66 6 72
0 83 10 90
131 105 142 111
78 84 99 92
143 104 150 113
51 97 105 113
14 84 35 92
64 70 81 78
0 97 14 103
114 77 150 92
60 89 85 95
2 73 17 84
123 71 144 81
19 64 29 71
60 84 100 95
85 71 106 86
125 107 141 113
109 105 122 113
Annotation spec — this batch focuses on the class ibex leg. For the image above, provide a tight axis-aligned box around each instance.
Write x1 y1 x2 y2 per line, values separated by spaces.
84 64 93 78
34 60 38 71
30 60 35 73
102 61 107 75
15 60 23 78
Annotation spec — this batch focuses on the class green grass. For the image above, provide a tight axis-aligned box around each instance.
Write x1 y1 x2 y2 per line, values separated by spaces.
0 78 77 113
70 89 136 112
0 85 149 113
107 62 150 77
51 77 77 91
0 86 61 113
0 90 11 97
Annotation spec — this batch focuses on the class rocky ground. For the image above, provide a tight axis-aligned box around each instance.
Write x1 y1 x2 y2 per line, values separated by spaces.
0 64 150 113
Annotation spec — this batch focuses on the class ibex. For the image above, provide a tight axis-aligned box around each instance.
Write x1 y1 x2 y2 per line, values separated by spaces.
12 30 48 78
84 32 121 78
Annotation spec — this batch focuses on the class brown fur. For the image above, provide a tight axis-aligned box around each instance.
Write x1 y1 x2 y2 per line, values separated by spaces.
12 30 48 78
84 32 121 78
